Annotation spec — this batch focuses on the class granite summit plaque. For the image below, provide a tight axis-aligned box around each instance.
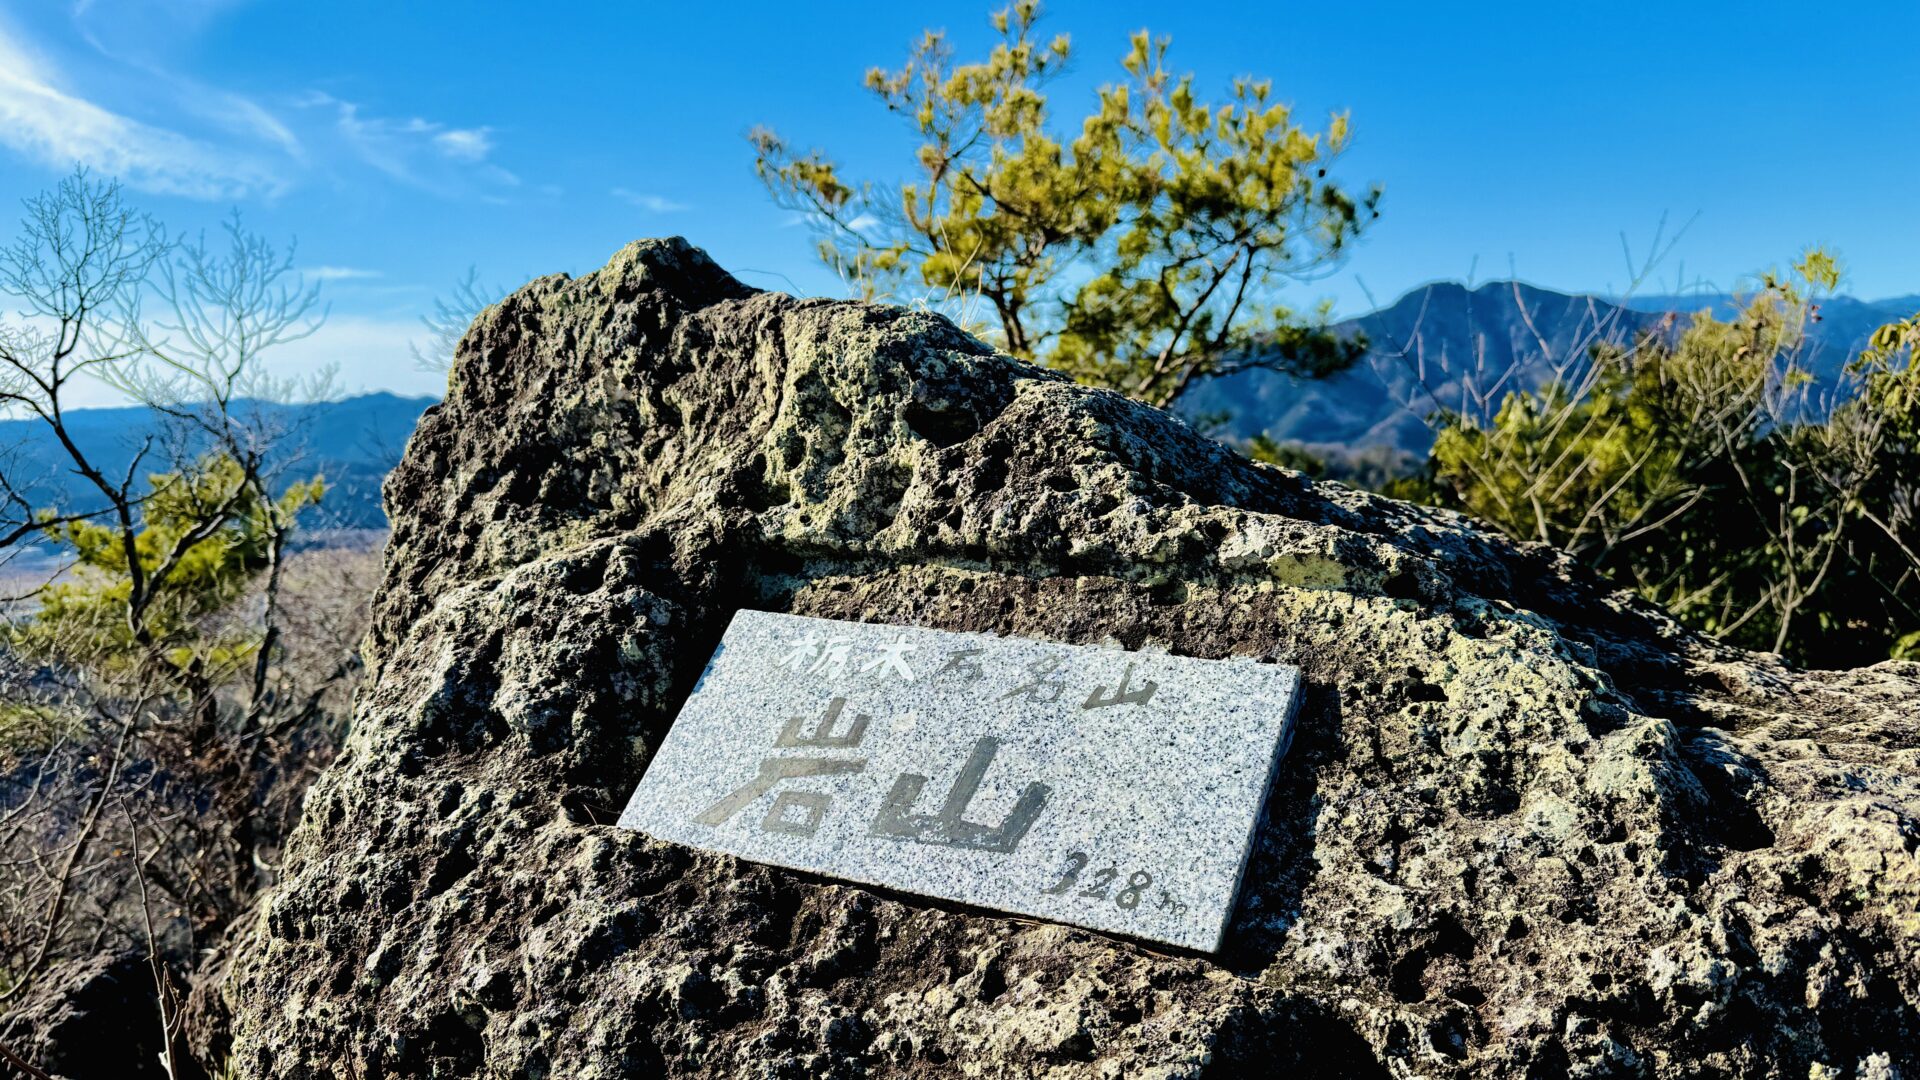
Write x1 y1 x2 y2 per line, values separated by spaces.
617 610 1301 951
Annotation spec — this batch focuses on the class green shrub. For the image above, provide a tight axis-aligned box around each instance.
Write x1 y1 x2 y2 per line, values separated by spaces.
1415 253 1920 667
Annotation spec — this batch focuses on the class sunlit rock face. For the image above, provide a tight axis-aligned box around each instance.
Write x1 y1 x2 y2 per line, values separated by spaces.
219 238 1919 1079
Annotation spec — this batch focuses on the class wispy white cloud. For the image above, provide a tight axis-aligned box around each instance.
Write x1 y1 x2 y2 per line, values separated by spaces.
299 91 514 195
62 0 300 159
0 11 520 205
304 266 383 282
433 127 493 162
611 187 688 213
0 19 283 198
70 0 248 29
211 91 302 158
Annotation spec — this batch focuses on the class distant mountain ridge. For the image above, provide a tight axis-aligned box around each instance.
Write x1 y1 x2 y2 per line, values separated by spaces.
0 392 436 532
1618 291 1920 381
1179 281 1918 456
5 284 1910 531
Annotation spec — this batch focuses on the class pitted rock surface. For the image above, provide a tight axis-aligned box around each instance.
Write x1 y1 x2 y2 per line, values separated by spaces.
221 239 1920 1078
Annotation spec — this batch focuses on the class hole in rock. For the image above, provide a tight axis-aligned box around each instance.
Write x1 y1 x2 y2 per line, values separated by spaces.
904 399 982 449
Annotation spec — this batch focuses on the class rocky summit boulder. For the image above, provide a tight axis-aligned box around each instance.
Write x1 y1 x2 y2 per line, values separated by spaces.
220 239 1919 1078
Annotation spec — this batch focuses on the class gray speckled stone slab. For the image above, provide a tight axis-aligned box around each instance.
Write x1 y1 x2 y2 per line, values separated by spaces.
617 610 1301 952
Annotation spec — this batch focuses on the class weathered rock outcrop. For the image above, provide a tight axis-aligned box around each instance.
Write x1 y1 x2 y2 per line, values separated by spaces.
222 239 1919 1078
4 950 167 1078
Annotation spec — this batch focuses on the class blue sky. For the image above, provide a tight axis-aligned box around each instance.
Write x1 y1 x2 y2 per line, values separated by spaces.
1 0 1916 403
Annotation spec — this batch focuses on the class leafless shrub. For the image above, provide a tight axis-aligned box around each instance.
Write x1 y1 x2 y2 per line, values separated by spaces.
0 170 376 1060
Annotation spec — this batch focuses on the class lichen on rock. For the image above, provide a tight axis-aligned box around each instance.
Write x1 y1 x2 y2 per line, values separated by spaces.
220 238 1920 1078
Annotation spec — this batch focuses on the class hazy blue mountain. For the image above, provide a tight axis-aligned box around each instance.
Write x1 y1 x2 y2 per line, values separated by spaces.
0 392 435 532
1179 281 1665 455
1182 282 1918 456
1619 292 1919 382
